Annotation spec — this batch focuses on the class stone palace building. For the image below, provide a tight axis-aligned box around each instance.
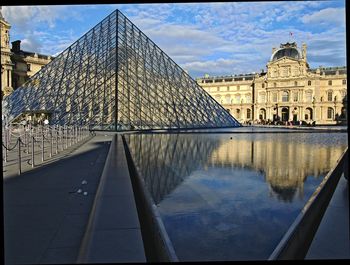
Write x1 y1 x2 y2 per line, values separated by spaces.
197 42 347 125
1 9 53 99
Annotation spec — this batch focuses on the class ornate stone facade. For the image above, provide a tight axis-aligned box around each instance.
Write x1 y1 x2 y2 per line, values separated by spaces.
0 8 13 97
197 42 347 125
0 9 52 99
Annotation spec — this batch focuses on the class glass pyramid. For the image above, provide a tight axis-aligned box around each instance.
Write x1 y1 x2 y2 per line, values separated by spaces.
3 10 240 131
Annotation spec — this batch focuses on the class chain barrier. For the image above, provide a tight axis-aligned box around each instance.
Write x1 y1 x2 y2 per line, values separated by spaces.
2 125 91 175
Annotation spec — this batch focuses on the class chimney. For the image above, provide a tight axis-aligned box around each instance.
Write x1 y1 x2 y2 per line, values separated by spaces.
302 43 307 60
12 40 21 53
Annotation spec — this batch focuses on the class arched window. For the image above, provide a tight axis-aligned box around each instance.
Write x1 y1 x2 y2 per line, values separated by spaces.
327 91 333 101
305 107 313 120
236 109 241 119
274 82 277 88
308 80 311 86
247 109 251 119
293 92 298 102
282 91 289 102
327 107 334 119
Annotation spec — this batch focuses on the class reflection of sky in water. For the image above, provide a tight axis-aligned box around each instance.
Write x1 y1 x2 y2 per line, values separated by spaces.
125 132 347 261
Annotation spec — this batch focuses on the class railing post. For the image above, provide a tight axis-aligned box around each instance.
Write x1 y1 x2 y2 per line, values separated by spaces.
32 136 35 168
65 126 68 149
55 127 59 155
4 128 8 163
42 133 45 162
75 126 77 144
24 128 28 154
5 127 9 162
60 126 64 151
70 126 73 147
50 131 53 158
18 138 22 175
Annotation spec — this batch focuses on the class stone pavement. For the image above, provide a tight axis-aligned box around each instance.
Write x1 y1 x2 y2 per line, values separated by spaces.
305 175 350 259
77 134 146 263
3 133 113 264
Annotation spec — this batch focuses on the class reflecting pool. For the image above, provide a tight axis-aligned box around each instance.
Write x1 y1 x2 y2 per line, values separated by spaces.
125 132 347 261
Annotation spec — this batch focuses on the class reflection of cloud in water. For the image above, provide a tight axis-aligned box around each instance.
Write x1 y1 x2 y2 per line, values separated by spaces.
157 167 304 260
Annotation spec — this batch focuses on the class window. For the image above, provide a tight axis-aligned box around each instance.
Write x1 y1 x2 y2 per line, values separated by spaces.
247 109 251 119
236 109 241 118
327 91 333 101
225 95 231 104
27 64 31 71
262 83 265 88
343 80 347 85
217 87 220 92
273 93 277 102
328 80 332 86
327 107 334 119
227 86 230 91
235 94 241 103
259 93 265 103
237 85 240 91
294 81 298 86
293 92 298 102
308 80 311 86
246 94 251 103
306 91 312 102
282 91 289 102
274 82 277 88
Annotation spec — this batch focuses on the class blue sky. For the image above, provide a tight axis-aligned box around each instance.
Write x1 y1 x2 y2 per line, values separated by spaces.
2 1 347 78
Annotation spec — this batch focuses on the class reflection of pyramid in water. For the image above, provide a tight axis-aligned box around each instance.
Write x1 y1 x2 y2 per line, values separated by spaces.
4 10 240 131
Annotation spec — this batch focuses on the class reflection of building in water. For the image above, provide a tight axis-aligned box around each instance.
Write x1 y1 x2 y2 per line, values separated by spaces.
126 133 346 203
125 134 220 204
208 136 346 201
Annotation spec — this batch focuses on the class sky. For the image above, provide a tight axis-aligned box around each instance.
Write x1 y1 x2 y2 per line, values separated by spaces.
2 1 347 78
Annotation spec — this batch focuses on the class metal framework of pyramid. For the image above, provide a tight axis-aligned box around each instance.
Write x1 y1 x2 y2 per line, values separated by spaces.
3 9 240 131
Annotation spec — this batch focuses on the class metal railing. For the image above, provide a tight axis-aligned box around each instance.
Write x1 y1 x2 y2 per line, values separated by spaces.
269 147 348 260
2 124 91 175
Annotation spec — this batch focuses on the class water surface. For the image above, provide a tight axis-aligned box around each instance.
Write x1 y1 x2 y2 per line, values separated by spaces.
125 132 347 261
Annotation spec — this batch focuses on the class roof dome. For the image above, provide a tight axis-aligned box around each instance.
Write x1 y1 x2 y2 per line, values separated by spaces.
270 42 302 62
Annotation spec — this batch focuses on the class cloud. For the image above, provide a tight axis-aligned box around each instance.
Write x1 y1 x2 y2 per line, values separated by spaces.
20 37 42 52
301 7 346 26
3 2 346 78
2 6 71 30
182 58 244 77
